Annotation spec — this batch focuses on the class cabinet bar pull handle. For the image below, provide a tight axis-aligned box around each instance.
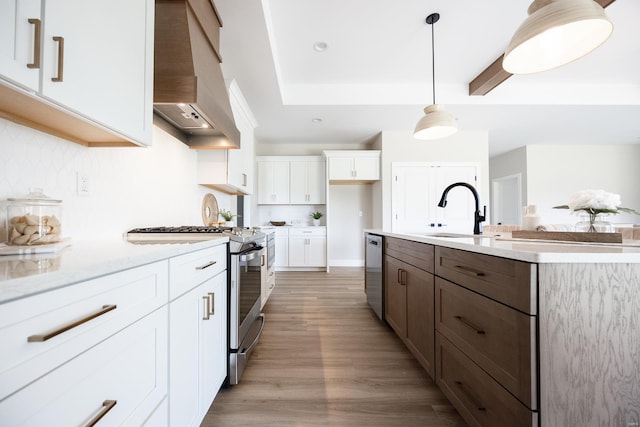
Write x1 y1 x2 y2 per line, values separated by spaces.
51 36 64 82
203 296 211 320
242 173 247 186
86 399 117 427
454 315 485 335
261 254 265 267
28 304 117 342
27 19 41 69
196 260 216 270
454 381 486 412
454 265 485 276
397 269 407 285
208 292 215 315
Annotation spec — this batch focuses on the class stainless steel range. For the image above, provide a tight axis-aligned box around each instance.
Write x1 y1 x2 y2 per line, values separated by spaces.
126 226 267 385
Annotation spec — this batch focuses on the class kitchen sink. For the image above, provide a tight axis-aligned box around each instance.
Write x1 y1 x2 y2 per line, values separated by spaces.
421 232 495 238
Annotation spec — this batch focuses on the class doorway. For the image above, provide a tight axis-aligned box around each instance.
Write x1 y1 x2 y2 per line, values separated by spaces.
491 173 522 225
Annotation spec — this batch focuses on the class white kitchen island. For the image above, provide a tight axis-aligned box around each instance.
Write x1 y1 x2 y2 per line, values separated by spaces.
367 230 640 427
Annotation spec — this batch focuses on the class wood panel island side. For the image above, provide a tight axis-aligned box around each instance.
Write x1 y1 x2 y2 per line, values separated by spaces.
366 230 640 427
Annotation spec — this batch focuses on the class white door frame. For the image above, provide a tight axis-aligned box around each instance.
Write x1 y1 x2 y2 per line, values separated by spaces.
491 173 522 225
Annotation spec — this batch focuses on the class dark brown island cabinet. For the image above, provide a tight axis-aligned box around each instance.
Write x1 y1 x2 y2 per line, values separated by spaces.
380 234 639 427
384 237 538 425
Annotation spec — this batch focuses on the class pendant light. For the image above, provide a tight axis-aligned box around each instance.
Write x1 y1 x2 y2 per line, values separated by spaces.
503 0 613 74
414 13 457 140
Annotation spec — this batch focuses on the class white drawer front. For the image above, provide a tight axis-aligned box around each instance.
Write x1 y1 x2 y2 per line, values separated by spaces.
0 307 168 426
288 228 326 237
0 261 168 401
169 244 227 300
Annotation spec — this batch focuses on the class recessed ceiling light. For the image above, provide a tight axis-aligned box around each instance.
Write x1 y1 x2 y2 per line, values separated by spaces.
313 42 328 52
311 118 323 124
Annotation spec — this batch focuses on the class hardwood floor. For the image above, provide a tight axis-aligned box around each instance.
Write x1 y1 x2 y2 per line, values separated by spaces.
202 268 466 426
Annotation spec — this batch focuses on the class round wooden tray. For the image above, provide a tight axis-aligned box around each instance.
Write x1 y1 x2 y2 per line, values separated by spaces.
201 193 219 226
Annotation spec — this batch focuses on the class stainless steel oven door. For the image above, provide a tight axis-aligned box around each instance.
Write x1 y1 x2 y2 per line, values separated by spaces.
229 246 265 385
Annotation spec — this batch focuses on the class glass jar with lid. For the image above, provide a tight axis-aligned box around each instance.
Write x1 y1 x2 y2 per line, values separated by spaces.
6 189 62 245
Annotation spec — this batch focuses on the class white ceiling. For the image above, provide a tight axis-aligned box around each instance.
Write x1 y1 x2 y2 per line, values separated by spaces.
215 0 640 157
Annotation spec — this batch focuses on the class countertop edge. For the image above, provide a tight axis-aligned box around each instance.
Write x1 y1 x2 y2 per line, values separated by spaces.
0 237 229 305
365 230 640 263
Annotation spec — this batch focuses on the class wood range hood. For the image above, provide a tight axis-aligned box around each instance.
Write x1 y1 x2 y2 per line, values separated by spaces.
153 0 241 149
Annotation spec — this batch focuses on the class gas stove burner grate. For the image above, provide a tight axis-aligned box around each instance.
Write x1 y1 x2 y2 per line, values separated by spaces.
128 226 229 234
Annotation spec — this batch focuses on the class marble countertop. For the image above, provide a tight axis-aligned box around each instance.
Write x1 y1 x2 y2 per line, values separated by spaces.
365 230 640 263
0 237 229 305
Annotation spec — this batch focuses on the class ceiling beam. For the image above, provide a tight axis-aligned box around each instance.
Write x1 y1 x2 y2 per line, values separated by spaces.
469 0 616 96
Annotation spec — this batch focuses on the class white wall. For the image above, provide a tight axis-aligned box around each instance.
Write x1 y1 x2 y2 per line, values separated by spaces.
328 184 372 266
527 145 640 225
379 130 490 231
0 119 233 241
255 142 372 156
489 146 528 207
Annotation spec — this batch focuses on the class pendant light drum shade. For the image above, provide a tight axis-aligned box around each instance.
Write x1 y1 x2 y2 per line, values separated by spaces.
503 0 613 74
413 13 458 140
414 105 458 140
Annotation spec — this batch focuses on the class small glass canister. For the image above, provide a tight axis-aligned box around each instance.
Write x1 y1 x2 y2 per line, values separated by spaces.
6 189 62 245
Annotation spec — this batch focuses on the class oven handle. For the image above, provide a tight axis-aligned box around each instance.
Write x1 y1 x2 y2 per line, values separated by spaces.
239 251 259 262
239 314 265 354
231 245 264 257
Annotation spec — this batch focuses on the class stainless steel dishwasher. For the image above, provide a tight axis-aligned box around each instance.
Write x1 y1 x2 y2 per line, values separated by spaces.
365 233 383 320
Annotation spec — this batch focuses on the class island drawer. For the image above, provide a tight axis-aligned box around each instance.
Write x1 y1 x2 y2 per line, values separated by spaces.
435 277 537 409
169 244 227 300
385 236 434 273
0 260 168 401
435 246 536 314
436 333 538 427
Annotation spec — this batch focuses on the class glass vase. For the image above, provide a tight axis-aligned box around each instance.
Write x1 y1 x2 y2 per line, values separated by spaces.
575 213 613 233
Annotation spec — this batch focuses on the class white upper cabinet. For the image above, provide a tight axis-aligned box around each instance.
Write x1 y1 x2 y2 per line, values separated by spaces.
0 0 154 146
257 160 290 204
0 0 41 90
197 81 256 195
289 158 326 204
324 150 381 182
257 156 326 205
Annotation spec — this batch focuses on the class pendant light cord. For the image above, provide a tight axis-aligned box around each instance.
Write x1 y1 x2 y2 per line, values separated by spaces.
431 19 436 105
425 13 440 105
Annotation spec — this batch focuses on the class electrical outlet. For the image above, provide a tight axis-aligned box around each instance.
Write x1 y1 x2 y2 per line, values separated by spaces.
76 172 90 196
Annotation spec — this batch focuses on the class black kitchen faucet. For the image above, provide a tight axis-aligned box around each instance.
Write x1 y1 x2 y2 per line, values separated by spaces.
437 182 486 235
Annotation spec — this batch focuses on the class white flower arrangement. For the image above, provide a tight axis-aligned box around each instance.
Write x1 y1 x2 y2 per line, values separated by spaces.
554 190 638 232
554 189 637 216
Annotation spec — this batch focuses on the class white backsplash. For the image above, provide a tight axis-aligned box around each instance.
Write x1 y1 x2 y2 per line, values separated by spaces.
0 119 232 240
257 204 325 227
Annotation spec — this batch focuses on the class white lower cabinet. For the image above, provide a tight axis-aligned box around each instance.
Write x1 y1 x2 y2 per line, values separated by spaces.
289 228 326 267
168 247 227 427
1 308 167 427
274 227 289 268
0 242 230 426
